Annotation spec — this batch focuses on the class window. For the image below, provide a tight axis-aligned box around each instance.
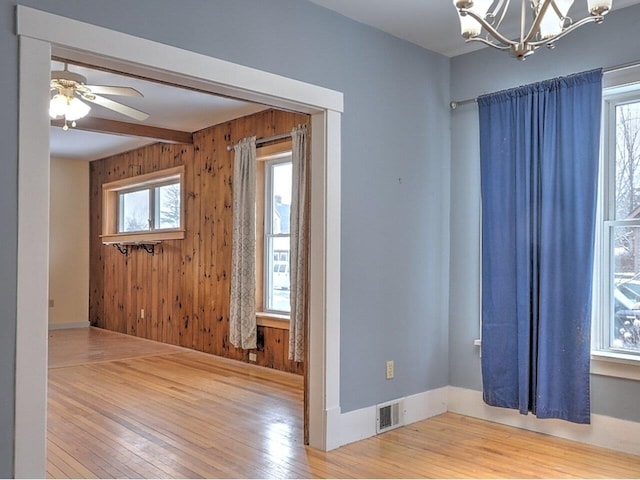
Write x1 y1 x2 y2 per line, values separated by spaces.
118 181 181 233
264 158 292 313
101 166 185 244
255 144 292 318
599 90 640 355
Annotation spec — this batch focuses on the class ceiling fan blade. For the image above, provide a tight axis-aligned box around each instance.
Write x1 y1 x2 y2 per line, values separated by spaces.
83 85 143 97
82 94 149 121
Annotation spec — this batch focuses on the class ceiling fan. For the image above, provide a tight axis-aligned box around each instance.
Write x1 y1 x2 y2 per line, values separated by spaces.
50 63 149 130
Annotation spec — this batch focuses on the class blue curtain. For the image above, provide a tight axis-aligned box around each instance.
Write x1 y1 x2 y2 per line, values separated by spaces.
478 69 602 424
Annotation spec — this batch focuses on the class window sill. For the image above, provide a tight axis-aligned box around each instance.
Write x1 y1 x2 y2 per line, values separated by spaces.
591 350 640 381
101 229 185 245
257 313 290 330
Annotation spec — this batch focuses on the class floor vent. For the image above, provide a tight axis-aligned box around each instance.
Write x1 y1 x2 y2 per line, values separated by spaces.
376 400 403 434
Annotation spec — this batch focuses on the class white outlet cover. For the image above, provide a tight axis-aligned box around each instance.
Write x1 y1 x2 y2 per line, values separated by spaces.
386 360 394 379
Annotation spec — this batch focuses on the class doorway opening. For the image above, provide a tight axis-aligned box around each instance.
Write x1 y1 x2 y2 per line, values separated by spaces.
16 6 343 477
47 58 310 476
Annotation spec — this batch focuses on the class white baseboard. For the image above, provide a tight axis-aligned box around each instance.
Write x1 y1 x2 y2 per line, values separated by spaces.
48 321 90 330
325 406 344 451
336 404 376 448
330 386 640 456
448 386 640 456
335 386 448 449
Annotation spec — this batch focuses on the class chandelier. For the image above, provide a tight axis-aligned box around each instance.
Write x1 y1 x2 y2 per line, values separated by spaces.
453 0 613 60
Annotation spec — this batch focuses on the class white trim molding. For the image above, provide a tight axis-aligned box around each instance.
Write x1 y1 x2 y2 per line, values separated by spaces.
48 321 90 331
16 7 342 115
15 35 51 479
591 352 640 381
336 387 448 448
16 6 342 477
448 386 640 456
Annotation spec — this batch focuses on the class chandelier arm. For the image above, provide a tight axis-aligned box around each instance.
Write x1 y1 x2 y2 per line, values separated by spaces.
522 0 554 43
461 9 517 46
520 0 526 41
465 37 512 50
526 15 603 46
490 0 510 29
549 0 564 18
490 0 507 17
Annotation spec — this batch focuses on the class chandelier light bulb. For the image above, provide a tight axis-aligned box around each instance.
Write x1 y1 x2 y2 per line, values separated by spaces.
453 0 492 38
588 0 612 15
537 0 574 40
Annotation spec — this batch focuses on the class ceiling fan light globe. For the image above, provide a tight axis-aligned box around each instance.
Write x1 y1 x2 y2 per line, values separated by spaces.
49 93 68 119
64 97 91 121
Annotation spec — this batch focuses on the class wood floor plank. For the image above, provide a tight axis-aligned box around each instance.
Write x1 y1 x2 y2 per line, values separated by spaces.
48 326 189 368
49 398 201 478
48 440 99 479
47 328 640 478
46 463 67 480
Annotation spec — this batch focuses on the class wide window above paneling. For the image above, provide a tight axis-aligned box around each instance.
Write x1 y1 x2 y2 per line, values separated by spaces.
101 165 185 244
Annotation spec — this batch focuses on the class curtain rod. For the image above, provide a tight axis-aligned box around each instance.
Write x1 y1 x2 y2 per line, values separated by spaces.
226 132 291 152
449 61 640 110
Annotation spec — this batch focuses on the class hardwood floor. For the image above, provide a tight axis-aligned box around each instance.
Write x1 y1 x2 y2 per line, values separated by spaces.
48 327 189 368
48 328 640 478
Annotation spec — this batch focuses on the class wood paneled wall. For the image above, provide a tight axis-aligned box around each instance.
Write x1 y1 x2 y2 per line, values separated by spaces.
89 109 308 374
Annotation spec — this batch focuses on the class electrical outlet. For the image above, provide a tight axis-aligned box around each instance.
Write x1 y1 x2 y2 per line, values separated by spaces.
249 352 257 362
48 299 54 308
140 309 145 319
386 360 394 379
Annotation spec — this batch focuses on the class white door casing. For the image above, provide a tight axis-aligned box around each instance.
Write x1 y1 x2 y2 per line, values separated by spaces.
16 6 342 477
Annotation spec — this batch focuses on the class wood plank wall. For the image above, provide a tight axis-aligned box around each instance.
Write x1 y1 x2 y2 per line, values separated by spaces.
89 109 308 374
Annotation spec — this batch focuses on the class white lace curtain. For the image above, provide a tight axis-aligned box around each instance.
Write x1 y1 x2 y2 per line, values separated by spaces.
289 126 308 362
229 129 308 361
229 137 257 350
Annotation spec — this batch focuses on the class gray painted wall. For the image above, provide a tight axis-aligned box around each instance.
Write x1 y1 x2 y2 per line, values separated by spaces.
0 0 451 473
449 4 640 422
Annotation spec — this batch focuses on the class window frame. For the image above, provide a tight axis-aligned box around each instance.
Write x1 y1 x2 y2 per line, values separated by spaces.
255 142 293 323
101 165 185 244
264 156 293 315
594 86 640 361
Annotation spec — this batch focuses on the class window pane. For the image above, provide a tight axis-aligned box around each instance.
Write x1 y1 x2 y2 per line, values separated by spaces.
266 236 290 313
119 189 150 232
615 101 640 219
157 182 181 229
270 162 292 234
612 225 640 351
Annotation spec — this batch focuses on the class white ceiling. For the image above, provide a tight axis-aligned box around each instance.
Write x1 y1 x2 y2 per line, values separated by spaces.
50 61 268 161
309 0 640 57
